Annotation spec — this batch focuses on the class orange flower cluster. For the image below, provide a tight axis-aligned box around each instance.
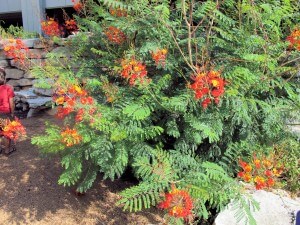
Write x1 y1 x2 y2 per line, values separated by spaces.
41 18 62 37
120 58 149 86
238 155 284 190
53 85 96 123
61 127 82 147
158 187 193 219
287 28 300 50
3 39 29 66
0 118 26 141
65 19 78 32
109 7 127 17
71 0 83 12
189 70 226 109
104 26 126 44
151 49 168 67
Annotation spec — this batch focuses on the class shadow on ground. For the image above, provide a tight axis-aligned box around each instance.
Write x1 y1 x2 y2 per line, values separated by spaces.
0 114 162 225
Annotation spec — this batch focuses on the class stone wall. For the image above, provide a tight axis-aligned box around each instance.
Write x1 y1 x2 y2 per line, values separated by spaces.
0 38 70 117
0 38 63 91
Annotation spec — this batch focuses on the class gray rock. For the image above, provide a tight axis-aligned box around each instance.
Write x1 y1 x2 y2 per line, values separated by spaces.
10 58 44 69
33 87 53 96
27 97 52 108
0 59 9 67
24 71 35 79
50 46 71 58
214 190 300 225
0 51 7 60
33 39 55 49
14 88 38 99
7 78 34 87
28 49 46 59
5 68 24 79
21 38 40 48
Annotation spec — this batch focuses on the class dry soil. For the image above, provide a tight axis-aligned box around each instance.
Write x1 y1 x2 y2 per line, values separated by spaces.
0 112 163 225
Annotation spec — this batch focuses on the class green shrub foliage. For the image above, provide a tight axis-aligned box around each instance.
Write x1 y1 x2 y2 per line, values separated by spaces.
32 0 300 223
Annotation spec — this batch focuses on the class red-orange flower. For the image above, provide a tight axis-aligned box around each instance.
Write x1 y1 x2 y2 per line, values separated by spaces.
41 18 62 37
237 154 284 190
151 49 168 67
109 7 127 17
189 70 226 109
3 39 29 66
71 0 83 12
158 187 193 219
253 159 261 169
1 118 26 141
61 127 82 147
254 176 266 190
54 83 97 122
65 19 78 32
104 26 126 44
287 28 300 50
120 58 149 86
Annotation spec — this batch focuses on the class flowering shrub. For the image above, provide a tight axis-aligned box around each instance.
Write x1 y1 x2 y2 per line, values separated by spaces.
41 18 62 37
0 118 26 141
31 1 300 224
238 155 284 190
3 39 29 66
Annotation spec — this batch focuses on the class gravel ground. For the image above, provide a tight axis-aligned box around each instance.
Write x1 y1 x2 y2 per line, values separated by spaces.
0 113 163 225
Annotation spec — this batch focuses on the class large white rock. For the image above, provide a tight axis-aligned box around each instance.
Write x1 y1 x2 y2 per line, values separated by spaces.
214 190 300 225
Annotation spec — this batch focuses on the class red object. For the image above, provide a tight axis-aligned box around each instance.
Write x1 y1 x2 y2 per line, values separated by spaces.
120 58 149 86
158 187 193 219
0 84 15 113
189 70 226 108
104 26 127 44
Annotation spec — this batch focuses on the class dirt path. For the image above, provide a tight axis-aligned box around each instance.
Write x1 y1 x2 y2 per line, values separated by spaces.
0 113 163 225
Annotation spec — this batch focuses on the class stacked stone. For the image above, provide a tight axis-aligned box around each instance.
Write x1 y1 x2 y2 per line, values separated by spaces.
0 38 49 91
0 38 69 117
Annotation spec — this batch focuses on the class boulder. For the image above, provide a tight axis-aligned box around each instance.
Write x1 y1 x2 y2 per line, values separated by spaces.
33 39 55 49
5 68 24 79
27 97 52 109
27 49 46 59
7 78 34 87
0 59 9 67
24 71 35 79
14 88 38 99
0 51 7 60
50 46 72 58
10 58 44 69
21 38 39 48
214 190 300 225
33 87 53 96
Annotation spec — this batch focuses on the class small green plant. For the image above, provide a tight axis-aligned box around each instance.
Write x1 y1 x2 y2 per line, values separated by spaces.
0 24 38 39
